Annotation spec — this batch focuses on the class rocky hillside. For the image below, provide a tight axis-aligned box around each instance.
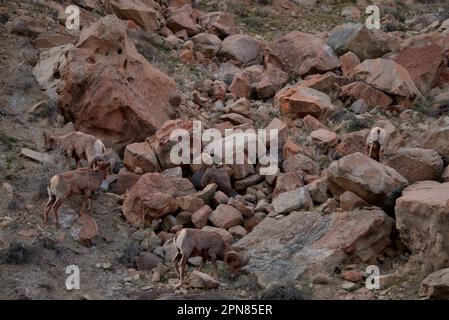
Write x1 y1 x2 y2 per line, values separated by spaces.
1 0 449 300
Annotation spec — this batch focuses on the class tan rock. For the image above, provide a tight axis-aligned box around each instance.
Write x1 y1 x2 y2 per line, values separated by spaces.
122 173 196 227
327 152 408 209
208 204 243 229
123 142 161 173
396 181 449 269
269 31 340 77
57 16 180 152
383 148 443 184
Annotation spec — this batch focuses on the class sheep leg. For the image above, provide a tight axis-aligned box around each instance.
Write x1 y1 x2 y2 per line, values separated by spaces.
172 251 181 277
198 252 207 272
210 254 219 281
51 198 63 228
179 254 189 284
43 195 56 224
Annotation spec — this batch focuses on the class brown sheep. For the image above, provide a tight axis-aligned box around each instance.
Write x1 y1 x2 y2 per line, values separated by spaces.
43 131 106 169
172 228 247 285
44 158 110 227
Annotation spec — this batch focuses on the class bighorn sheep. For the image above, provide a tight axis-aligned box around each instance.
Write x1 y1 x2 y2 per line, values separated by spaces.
366 127 387 162
172 228 248 285
44 158 110 227
43 131 106 168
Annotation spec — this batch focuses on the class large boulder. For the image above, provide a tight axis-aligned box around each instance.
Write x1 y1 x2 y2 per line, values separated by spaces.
103 0 160 32
235 209 393 287
275 86 337 120
218 34 264 66
396 181 449 269
327 23 391 60
327 152 408 209
352 58 421 98
122 173 196 227
268 31 340 78
57 15 180 152
383 148 444 184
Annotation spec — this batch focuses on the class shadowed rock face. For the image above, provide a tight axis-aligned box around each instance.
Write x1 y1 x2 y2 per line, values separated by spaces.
235 209 393 288
57 15 180 153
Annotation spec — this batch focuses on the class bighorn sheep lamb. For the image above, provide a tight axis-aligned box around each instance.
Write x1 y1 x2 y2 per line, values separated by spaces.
44 158 110 227
43 131 106 168
172 228 248 285
365 127 387 162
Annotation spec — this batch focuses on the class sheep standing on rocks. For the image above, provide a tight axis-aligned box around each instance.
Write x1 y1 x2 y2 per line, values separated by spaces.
43 131 106 169
44 158 110 227
172 228 247 285
365 127 387 162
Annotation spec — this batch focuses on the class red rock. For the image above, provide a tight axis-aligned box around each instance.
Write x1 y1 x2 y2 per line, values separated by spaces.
268 31 340 77
112 168 141 195
340 51 360 78
383 148 444 184
146 120 193 170
283 139 300 161
57 16 179 152
219 34 264 66
273 172 304 199
275 86 336 120
340 81 393 109
228 65 264 99
166 4 201 36
327 23 391 60
298 73 342 100
191 205 212 228
208 204 243 229
339 191 368 211
396 181 449 269
198 11 238 38
389 43 445 95
103 0 160 32
122 173 196 227
352 58 421 98
254 64 289 99
78 214 99 245
327 152 409 209
310 129 337 147
124 141 161 173
302 114 325 133
282 154 319 175
335 129 369 157
236 209 393 286
192 33 222 58
342 270 364 283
